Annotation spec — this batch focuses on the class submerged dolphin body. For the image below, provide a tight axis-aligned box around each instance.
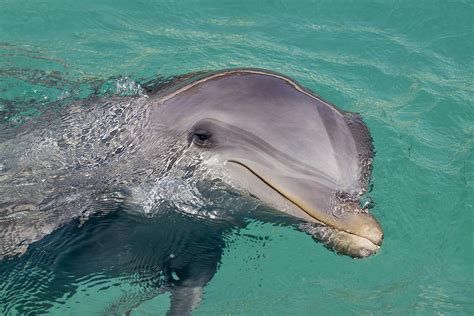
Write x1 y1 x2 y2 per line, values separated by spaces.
0 69 382 314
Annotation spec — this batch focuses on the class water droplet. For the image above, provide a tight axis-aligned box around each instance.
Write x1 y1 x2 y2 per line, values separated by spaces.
171 270 180 281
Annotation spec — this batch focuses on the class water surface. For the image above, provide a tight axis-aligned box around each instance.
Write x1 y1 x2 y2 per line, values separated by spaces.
0 1 472 314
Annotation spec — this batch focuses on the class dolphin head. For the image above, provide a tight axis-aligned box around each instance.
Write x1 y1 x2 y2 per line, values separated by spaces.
153 69 383 258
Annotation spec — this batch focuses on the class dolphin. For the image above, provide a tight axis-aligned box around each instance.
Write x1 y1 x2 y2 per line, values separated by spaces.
0 68 382 314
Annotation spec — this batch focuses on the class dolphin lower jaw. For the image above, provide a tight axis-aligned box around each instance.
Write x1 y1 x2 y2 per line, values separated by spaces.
299 222 380 258
226 160 383 257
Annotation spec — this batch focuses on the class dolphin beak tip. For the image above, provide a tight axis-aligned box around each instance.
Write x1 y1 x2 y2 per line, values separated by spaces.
344 210 383 248
353 220 383 258
356 246 380 258
347 236 381 258
365 224 384 247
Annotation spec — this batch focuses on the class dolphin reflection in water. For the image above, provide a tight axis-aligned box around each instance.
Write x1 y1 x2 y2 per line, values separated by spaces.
0 69 382 314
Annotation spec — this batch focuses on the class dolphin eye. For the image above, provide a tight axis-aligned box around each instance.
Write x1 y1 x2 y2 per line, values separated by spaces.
190 130 213 147
195 133 208 141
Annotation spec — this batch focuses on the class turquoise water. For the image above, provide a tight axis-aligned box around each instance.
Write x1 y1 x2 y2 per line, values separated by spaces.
0 1 472 315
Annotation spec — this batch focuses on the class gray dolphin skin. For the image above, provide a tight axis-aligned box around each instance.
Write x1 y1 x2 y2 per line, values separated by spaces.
154 69 383 252
0 68 382 314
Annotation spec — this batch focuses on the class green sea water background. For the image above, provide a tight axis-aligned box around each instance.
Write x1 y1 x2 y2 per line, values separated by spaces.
0 0 472 314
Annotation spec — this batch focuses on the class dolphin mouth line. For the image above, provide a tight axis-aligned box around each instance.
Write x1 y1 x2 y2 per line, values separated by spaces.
227 159 379 248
